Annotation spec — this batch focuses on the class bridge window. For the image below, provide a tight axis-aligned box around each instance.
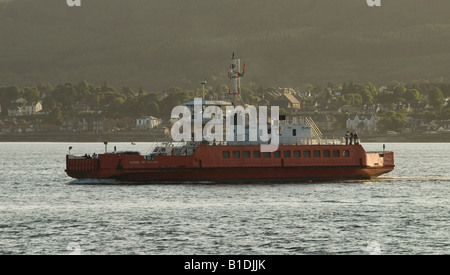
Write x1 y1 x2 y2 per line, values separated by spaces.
243 151 251 158
293 150 300 158
263 152 271 158
233 151 240 158
323 150 330 157
333 150 340 157
304 150 310 158
253 151 260 158
274 151 281 158
284 151 291 158
222 151 230 158
343 150 350 157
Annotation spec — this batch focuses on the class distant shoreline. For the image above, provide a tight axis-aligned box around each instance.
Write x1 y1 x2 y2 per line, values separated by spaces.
321 132 450 143
0 132 167 143
1 132 449 143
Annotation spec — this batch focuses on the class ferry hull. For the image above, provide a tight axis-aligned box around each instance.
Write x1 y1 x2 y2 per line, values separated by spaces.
67 166 394 183
66 145 394 183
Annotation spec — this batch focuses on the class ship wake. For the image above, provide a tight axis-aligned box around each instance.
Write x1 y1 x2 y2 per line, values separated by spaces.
376 176 450 182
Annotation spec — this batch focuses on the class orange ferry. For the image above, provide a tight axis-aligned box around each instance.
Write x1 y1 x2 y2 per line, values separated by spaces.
65 54 394 183
66 143 394 182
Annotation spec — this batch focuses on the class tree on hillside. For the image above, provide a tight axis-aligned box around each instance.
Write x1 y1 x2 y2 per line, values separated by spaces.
51 83 77 109
393 85 406 102
159 88 189 118
23 87 40 103
440 105 450 120
421 111 438 123
428 87 445 110
376 90 394 104
36 82 54 96
48 106 63 124
0 85 22 104
404 89 421 104
75 80 94 100
343 93 362 106
377 110 406 132
359 88 374 105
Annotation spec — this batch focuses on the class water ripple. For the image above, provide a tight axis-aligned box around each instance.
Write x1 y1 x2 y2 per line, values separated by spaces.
0 142 449 254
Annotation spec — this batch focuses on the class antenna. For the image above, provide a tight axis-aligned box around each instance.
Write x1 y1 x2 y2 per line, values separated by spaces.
228 53 245 106
201 80 207 101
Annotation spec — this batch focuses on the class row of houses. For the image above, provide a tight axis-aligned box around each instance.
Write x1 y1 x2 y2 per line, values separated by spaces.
61 116 162 132
260 90 445 118
1 86 448 135
345 114 378 133
0 116 163 134
312 114 378 134
2 111 448 136
325 114 450 134
0 118 37 133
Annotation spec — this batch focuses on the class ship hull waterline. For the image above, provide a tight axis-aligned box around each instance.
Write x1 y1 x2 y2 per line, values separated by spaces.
66 165 395 184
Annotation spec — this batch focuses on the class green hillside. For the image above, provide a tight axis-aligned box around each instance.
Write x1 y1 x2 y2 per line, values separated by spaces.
1 0 450 91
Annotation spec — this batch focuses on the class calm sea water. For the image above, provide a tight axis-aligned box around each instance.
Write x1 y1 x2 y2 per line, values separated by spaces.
0 142 449 255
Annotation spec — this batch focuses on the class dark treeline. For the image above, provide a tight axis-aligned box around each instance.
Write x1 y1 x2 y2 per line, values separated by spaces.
1 0 450 90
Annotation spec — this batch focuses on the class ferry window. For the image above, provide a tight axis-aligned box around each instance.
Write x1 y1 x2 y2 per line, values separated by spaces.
274 151 281 158
263 152 271 158
293 129 297 136
293 150 300 158
333 150 340 157
304 150 310 158
253 151 260 158
323 150 330 157
343 150 350 157
233 151 240 158
243 151 251 158
222 151 230 159
313 150 321 157
284 151 291 158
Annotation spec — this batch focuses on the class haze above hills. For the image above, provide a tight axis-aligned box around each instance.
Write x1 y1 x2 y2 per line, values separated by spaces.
1 0 450 91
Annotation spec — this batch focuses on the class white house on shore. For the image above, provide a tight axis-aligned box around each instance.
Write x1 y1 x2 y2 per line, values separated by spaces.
135 116 162 130
7 101 43 116
346 114 377 134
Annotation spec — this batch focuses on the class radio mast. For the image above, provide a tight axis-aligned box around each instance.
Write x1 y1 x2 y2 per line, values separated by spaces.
228 52 245 106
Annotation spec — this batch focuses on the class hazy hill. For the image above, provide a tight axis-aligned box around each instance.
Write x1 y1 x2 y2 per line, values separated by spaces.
1 0 450 91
